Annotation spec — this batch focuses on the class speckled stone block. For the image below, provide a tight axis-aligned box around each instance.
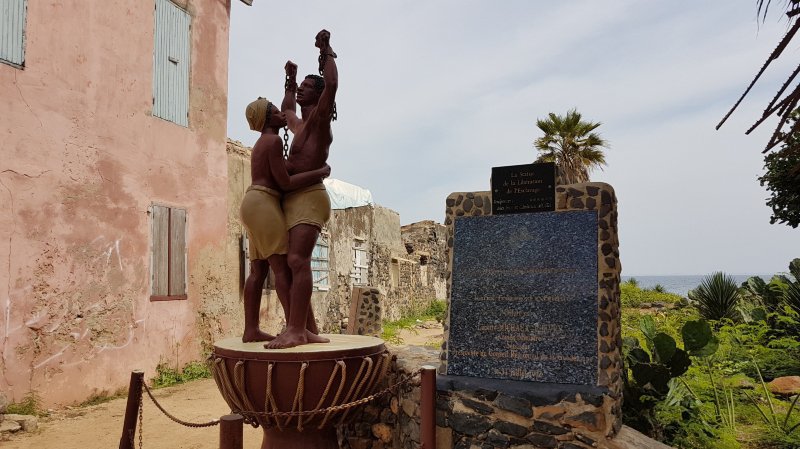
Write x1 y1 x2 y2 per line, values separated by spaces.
347 286 383 337
439 182 623 437
448 212 598 384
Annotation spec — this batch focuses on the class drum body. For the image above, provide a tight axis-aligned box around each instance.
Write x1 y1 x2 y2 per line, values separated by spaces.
211 335 388 449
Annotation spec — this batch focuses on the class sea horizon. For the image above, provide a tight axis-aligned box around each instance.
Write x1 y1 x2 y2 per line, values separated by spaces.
620 274 775 297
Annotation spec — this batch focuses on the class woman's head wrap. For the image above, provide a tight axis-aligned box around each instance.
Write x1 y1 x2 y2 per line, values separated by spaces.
246 97 272 132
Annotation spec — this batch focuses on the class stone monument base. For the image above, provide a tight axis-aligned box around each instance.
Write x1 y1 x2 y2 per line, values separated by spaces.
211 335 388 449
436 375 619 449
343 346 669 449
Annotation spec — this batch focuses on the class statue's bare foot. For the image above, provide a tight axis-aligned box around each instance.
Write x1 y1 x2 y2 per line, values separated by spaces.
242 328 276 343
306 330 329 344
307 320 320 335
265 327 307 349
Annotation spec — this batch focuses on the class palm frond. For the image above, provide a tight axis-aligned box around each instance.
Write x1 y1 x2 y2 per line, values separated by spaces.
532 109 608 184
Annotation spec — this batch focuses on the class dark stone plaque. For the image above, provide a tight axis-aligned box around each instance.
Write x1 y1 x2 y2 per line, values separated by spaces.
491 163 555 214
447 211 598 385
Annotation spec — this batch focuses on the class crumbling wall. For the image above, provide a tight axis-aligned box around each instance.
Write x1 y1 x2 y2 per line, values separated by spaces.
400 221 448 302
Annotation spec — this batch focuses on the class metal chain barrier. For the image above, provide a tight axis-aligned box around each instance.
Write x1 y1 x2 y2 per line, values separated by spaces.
137 394 144 449
142 382 221 428
135 367 421 429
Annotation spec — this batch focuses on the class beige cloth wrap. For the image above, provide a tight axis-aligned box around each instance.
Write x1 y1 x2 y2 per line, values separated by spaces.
246 97 271 132
240 185 287 261
283 183 332 230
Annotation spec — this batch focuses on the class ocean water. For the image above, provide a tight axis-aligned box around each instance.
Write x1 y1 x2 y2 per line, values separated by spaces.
620 275 773 297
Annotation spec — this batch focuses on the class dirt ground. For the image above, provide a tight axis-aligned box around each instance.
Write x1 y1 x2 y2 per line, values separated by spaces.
3 323 444 449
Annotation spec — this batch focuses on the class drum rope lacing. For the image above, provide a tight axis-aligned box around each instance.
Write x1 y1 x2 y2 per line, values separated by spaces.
129 352 421 448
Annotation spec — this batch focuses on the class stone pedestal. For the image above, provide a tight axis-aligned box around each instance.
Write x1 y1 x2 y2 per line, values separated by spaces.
437 183 622 448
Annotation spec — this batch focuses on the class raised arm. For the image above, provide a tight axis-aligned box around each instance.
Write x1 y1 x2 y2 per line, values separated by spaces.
281 60 303 133
315 30 338 121
267 141 330 191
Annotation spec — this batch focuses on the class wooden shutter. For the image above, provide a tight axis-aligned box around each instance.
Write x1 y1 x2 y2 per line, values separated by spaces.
153 0 190 126
152 205 170 296
168 208 186 296
0 0 26 67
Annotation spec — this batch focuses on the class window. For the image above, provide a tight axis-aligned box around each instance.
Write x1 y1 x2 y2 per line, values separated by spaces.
312 231 330 291
153 0 190 126
151 205 187 300
351 238 368 286
390 258 399 289
1 0 26 68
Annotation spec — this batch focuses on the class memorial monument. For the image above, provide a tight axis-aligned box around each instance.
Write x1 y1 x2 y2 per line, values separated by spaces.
212 30 388 449
435 163 623 449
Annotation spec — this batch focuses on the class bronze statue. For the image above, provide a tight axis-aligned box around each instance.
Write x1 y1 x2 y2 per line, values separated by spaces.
266 29 339 349
240 97 330 343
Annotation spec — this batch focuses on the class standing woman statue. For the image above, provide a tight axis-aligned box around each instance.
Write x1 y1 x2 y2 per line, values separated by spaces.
240 98 331 343
267 29 338 349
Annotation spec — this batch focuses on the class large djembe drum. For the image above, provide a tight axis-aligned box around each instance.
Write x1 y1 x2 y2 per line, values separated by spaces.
211 335 389 449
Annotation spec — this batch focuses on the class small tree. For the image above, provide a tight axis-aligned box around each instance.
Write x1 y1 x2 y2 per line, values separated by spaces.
533 109 608 185
759 114 800 228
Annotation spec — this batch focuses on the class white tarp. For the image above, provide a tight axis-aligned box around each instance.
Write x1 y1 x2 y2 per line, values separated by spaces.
324 178 374 210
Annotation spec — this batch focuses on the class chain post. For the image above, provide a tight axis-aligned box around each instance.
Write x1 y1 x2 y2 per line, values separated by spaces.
219 414 244 449
420 366 437 449
119 370 144 449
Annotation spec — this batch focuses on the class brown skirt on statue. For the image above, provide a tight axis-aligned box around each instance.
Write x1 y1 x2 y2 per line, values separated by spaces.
240 185 287 261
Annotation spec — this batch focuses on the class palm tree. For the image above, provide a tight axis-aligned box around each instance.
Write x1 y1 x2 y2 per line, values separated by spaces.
533 109 608 185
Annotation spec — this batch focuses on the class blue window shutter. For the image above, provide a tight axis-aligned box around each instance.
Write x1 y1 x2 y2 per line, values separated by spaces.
153 0 190 126
0 0 26 67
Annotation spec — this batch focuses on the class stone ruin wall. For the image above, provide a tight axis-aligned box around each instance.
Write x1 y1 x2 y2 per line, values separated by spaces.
400 221 448 303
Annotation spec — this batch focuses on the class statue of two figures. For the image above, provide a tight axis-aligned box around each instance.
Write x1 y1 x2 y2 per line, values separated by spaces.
240 30 339 349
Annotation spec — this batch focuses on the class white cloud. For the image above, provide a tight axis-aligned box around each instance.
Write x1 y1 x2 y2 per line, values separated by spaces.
228 0 800 275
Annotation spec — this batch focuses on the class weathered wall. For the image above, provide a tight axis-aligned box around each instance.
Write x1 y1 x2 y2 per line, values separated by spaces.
400 221 448 303
0 0 232 406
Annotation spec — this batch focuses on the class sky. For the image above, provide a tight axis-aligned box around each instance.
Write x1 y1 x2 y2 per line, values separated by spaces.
227 0 800 276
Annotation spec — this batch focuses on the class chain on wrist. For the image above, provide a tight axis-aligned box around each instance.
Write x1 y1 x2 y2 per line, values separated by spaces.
284 75 297 92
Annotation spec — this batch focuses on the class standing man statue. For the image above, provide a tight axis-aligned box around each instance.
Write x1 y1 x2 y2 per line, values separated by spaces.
240 98 331 343
267 29 338 349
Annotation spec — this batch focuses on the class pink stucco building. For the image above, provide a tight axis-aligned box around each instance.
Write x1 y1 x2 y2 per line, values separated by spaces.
0 0 238 406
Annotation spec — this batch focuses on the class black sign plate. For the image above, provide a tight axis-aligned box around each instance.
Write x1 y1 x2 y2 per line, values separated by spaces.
491 163 556 214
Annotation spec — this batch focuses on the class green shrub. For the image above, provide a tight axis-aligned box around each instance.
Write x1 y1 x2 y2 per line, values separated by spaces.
6 391 43 416
623 317 718 440
381 299 446 344
689 272 741 321
151 360 212 388
621 282 683 308
422 299 447 323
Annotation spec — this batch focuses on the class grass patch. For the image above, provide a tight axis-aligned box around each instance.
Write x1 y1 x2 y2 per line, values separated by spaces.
381 299 445 344
77 388 127 408
7 391 43 416
151 360 212 389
